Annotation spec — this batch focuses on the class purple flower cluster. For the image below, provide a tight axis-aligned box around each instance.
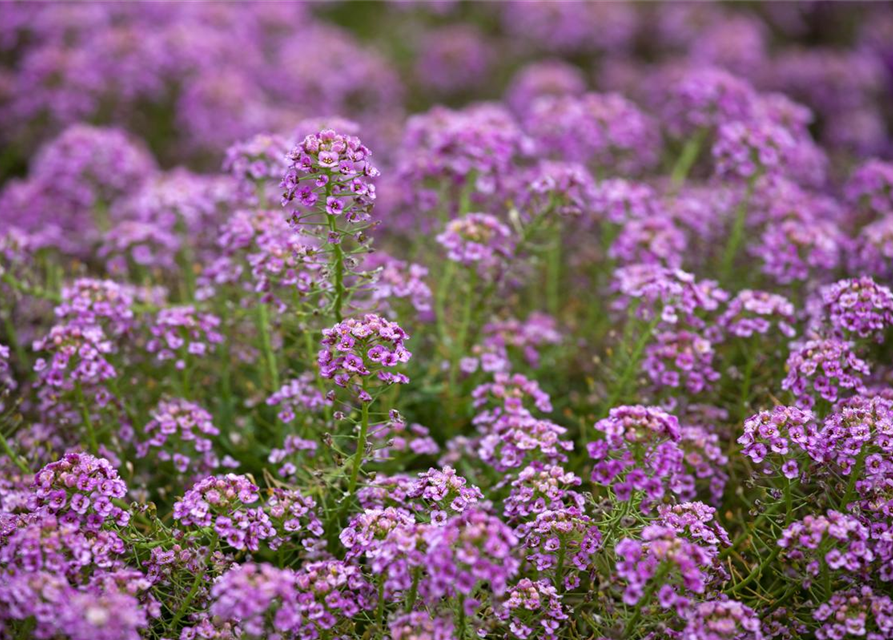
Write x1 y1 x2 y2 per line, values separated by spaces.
821 277 893 341
281 128 378 223
30 452 130 530
172 474 274 552
424 508 520 604
135 398 221 476
643 329 720 395
682 597 764 640
814 586 893 640
589 405 684 512
210 563 300 638
145 305 224 370
738 406 819 477
318 314 411 394
436 213 515 275
499 578 568 640
781 339 870 409
525 92 661 174
615 524 714 612
516 507 601 583
777 511 873 582
223 133 291 200
503 463 584 522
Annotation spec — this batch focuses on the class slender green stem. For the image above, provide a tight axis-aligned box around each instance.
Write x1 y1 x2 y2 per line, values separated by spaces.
325 179 346 322
604 313 660 411
170 534 218 629
74 381 98 454
547 225 562 318
376 577 386 637
346 396 371 501
624 563 670 636
671 128 707 188
405 569 420 613
720 176 757 283
457 599 467 640
0 430 28 474
726 546 781 596
256 303 279 390
840 449 867 510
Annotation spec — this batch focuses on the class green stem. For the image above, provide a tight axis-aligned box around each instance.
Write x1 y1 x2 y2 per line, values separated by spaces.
325 181 345 322
726 546 781 596
720 176 757 283
0 430 29 474
346 397 371 502
256 303 279 390
170 534 218 629
405 569 420 613
624 563 670 637
671 128 707 188
376 577 386 637
604 313 660 411
547 225 562 318
74 381 98 454
840 449 867 510
457 599 467 640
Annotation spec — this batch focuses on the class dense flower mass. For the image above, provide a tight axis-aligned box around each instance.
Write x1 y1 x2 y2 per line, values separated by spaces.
4 4 893 640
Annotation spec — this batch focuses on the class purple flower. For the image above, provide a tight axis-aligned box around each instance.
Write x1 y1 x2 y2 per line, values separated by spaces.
436 212 515 276
821 277 893 341
318 314 411 393
498 578 568 640
210 563 300 637
781 339 870 410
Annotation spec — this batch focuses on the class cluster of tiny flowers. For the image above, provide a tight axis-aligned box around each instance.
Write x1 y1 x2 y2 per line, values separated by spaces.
30 452 130 531
56 278 135 336
737 405 819 477
515 506 601 582
609 216 688 268
781 339 870 409
503 463 584 522
777 511 873 582
210 563 300 639
588 405 683 511
33 323 117 389
389 612 455 640
362 252 433 317
716 290 796 340
318 314 411 394
657 502 731 553
473 372 553 424
821 277 893 341
753 219 842 285
612 264 727 328
682 597 764 640
266 373 330 423
172 474 274 552
591 179 664 225
264 488 324 551
222 133 291 200
524 160 596 219
436 212 515 275
712 118 795 180
498 578 568 640
615 524 714 612
814 586 893 640
672 424 730 506
525 92 661 174
405 466 484 523
845 159 893 219
292 559 374 638
643 329 720 395
819 395 893 505
423 508 520 604
660 67 756 138
200 208 316 311
145 306 224 370
371 412 440 460
281 129 378 224
135 398 221 476
477 415 573 472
